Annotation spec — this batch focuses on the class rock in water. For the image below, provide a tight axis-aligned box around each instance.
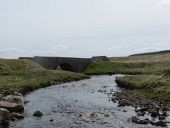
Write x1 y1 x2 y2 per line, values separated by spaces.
152 121 167 127
33 111 43 117
131 116 139 123
131 116 150 125
0 108 10 123
90 112 97 118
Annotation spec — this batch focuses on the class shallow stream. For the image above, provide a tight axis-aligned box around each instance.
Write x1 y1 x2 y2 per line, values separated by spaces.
7 75 169 128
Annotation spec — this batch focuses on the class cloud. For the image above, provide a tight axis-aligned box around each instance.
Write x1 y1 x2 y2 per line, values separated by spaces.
28 44 69 57
133 46 163 54
0 48 23 54
107 44 128 51
51 44 68 51
158 0 170 6
0 48 24 58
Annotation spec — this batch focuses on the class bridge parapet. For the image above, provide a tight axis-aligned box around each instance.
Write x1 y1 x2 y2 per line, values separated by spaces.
19 56 91 72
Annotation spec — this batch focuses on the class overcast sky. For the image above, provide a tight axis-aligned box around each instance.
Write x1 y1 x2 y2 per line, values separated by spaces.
0 0 170 58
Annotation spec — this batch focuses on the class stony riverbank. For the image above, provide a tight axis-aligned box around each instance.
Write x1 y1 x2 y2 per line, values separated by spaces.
112 90 170 127
114 74 170 127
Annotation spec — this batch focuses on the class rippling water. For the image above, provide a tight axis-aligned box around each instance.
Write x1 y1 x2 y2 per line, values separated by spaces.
4 75 168 128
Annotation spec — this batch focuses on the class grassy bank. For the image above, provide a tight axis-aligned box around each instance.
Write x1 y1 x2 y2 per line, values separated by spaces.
115 74 170 100
83 61 170 75
0 59 88 94
83 59 170 100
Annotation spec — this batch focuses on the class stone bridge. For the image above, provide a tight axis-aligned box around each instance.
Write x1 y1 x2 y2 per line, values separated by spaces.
19 56 92 72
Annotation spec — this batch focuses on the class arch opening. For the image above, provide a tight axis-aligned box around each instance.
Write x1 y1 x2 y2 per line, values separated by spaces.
59 63 75 72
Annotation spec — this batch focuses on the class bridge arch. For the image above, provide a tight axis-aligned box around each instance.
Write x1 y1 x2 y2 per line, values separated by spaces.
59 63 75 72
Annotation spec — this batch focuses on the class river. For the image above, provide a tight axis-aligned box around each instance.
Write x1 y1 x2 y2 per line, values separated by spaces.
7 75 165 128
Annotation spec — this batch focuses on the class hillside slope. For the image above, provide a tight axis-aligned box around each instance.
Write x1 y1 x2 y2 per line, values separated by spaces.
130 50 170 56
110 50 170 63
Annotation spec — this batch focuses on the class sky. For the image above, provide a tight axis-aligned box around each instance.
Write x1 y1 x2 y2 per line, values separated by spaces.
0 0 170 58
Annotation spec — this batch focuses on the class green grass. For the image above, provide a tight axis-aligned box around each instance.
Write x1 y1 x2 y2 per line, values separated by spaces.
0 59 88 94
115 74 170 100
83 61 170 75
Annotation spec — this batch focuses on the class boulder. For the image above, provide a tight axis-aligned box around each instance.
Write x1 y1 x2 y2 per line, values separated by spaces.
137 111 145 117
0 108 10 123
152 121 166 127
90 112 97 118
162 111 169 117
131 116 139 123
24 100 30 104
151 112 159 118
131 116 150 125
13 92 23 97
159 115 166 120
118 99 130 107
50 119 54 122
136 107 149 112
162 106 169 111
111 97 117 103
10 112 24 120
0 101 24 113
33 111 43 117
137 118 150 125
5 92 24 106
0 94 4 101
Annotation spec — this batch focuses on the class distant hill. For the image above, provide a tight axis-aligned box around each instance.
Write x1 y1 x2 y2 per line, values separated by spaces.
110 50 170 63
130 50 170 57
